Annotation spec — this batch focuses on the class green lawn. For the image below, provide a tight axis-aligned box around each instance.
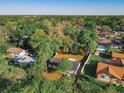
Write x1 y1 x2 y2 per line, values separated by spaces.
78 75 124 93
84 55 102 77
111 48 123 53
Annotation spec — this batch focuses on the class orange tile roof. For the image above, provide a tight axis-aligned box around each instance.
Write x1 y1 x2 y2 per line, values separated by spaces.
121 59 124 65
112 53 124 59
96 62 108 73
7 48 24 55
96 63 124 80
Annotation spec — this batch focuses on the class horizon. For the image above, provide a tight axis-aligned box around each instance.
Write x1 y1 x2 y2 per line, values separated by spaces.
0 0 124 15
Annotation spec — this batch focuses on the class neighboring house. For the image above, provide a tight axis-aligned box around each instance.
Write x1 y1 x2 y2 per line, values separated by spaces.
96 38 110 54
98 31 117 38
110 53 124 67
6 48 27 57
96 62 124 86
12 55 35 64
111 40 123 49
6 48 35 65
112 53 124 59
98 38 111 45
102 58 124 67
110 59 124 67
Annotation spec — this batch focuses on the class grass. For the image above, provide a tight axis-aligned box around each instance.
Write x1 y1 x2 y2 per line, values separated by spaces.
84 55 102 77
111 48 123 53
78 75 124 93
55 53 84 62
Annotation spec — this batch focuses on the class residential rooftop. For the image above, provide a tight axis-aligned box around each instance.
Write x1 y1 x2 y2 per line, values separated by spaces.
112 53 124 59
6 48 24 55
96 62 124 80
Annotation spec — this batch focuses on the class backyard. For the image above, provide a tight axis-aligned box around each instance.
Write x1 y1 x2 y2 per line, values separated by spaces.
84 55 102 77
42 71 62 80
54 53 84 62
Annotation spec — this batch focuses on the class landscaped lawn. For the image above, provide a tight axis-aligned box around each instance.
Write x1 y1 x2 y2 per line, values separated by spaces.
55 53 84 62
78 75 124 93
111 48 123 53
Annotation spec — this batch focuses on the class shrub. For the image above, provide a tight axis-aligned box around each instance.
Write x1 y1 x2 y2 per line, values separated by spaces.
56 59 72 72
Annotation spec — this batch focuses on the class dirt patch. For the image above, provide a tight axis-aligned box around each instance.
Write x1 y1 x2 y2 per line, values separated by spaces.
42 71 62 80
54 53 84 62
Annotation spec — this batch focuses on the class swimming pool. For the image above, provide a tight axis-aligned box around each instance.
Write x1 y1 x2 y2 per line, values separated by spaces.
97 45 108 52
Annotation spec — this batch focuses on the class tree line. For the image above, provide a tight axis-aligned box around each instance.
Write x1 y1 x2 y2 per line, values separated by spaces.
0 16 124 93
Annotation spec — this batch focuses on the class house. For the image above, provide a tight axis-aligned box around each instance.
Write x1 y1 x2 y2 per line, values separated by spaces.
112 53 124 59
110 59 124 67
110 53 124 66
6 48 27 57
96 62 124 86
98 38 111 45
110 40 123 49
12 55 35 64
48 53 83 75
49 57 81 75
102 58 124 67
98 31 117 38
96 38 111 54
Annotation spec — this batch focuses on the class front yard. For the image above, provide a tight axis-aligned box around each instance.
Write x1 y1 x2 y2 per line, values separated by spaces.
78 75 124 93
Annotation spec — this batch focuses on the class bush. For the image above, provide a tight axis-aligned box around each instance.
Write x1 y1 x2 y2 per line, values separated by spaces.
56 59 72 72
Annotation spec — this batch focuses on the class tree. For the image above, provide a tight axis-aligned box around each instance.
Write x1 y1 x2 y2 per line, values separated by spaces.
64 27 80 54
79 29 98 53
0 26 9 53
61 36 74 53
0 61 27 83
56 59 72 72
30 28 62 71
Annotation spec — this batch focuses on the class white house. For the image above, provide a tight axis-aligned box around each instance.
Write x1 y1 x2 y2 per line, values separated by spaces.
12 55 35 64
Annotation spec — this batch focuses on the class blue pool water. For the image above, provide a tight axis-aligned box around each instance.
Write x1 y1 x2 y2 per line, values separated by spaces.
98 45 108 52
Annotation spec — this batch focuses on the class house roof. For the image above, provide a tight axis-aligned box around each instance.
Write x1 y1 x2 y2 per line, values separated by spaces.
96 63 124 80
112 53 124 59
121 59 124 65
12 55 35 63
98 39 111 44
7 48 24 55
110 59 123 66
